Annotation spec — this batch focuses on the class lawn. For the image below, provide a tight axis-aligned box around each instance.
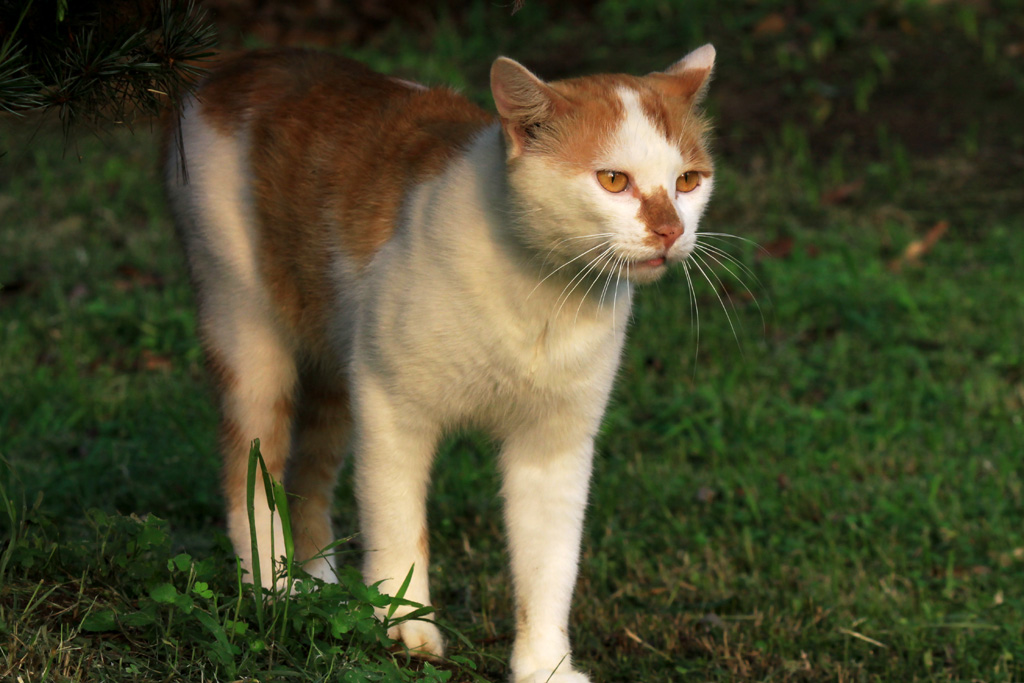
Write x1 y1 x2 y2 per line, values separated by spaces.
2 1 1023 681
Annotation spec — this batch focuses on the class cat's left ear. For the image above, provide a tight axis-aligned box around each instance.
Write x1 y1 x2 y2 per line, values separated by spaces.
657 44 716 102
491 57 567 158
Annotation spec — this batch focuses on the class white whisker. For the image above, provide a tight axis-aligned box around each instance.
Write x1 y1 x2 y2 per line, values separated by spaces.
696 240 766 291
698 231 770 255
682 261 700 374
694 243 768 333
689 251 743 355
527 240 611 302
610 254 618 331
691 250 744 331
624 261 631 325
598 254 618 310
553 245 614 321
575 248 619 323
540 232 617 262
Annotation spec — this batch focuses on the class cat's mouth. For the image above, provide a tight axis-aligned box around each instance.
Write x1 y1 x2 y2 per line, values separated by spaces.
626 246 693 282
635 241 696 271
623 254 671 283
637 256 666 268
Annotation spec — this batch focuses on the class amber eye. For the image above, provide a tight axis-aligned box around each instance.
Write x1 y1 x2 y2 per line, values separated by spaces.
676 171 701 193
597 170 629 193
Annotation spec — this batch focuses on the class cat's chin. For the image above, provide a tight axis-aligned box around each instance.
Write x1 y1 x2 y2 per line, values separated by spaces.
626 256 672 284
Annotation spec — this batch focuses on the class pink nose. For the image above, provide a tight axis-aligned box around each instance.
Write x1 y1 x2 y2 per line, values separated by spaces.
652 223 683 249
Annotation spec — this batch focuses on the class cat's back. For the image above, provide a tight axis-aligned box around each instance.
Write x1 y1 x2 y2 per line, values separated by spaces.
188 49 494 250
166 49 494 347
194 48 492 164
196 50 488 149
197 48 398 125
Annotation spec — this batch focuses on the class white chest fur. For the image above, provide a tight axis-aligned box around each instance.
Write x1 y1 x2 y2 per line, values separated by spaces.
344 127 632 435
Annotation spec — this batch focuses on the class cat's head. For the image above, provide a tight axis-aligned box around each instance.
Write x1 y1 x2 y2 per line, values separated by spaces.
491 45 715 285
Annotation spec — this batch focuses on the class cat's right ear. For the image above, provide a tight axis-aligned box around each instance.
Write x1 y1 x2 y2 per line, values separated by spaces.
659 44 716 103
490 57 565 158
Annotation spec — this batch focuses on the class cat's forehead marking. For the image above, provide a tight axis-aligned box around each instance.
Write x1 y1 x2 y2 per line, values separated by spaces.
615 81 712 174
598 87 682 191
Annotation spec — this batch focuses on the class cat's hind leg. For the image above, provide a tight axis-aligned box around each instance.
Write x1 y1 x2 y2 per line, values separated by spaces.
169 109 299 587
205 307 298 588
286 370 351 582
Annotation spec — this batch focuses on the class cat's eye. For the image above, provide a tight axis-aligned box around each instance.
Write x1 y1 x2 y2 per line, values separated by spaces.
676 171 701 193
597 170 629 193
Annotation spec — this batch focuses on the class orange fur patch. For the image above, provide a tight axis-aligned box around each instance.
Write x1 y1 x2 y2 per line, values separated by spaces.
286 374 352 562
417 526 430 562
193 49 493 352
514 72 712 174
518 74 626 171
219 393 294 493
637 187 683 241
204 346 238 392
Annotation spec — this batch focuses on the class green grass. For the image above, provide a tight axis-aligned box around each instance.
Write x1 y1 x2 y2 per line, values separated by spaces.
3 1 1024 680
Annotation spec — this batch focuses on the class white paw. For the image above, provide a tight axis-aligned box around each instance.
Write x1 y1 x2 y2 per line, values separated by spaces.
299 555 338 583
389 618 445 659
515 671 591 683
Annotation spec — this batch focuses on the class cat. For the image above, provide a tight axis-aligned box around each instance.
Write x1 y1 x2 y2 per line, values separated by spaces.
163 44 715 683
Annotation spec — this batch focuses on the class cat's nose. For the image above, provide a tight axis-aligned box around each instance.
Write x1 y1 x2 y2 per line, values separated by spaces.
651 223 683 249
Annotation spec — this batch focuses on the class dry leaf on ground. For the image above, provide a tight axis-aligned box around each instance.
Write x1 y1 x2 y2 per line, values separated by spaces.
889 220 949 271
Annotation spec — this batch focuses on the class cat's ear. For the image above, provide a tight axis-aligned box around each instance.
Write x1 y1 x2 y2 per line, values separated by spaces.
491 57 566 158
658 44 716 102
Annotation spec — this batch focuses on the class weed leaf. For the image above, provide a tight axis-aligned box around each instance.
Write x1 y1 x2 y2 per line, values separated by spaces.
149 582 179 603
80 609 117 632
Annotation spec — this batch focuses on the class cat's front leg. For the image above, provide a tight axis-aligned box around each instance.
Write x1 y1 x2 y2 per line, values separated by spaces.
500 420 597 683
352 372 444 658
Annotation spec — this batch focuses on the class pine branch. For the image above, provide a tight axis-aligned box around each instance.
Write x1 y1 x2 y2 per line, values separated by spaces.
0 0 217 130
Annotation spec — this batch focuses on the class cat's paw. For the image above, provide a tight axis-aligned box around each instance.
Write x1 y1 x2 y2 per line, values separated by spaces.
514 671 591 683
298 555 338 583
389 618 445 660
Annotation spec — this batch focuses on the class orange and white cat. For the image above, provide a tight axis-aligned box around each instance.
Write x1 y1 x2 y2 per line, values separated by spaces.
164 45 715 683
